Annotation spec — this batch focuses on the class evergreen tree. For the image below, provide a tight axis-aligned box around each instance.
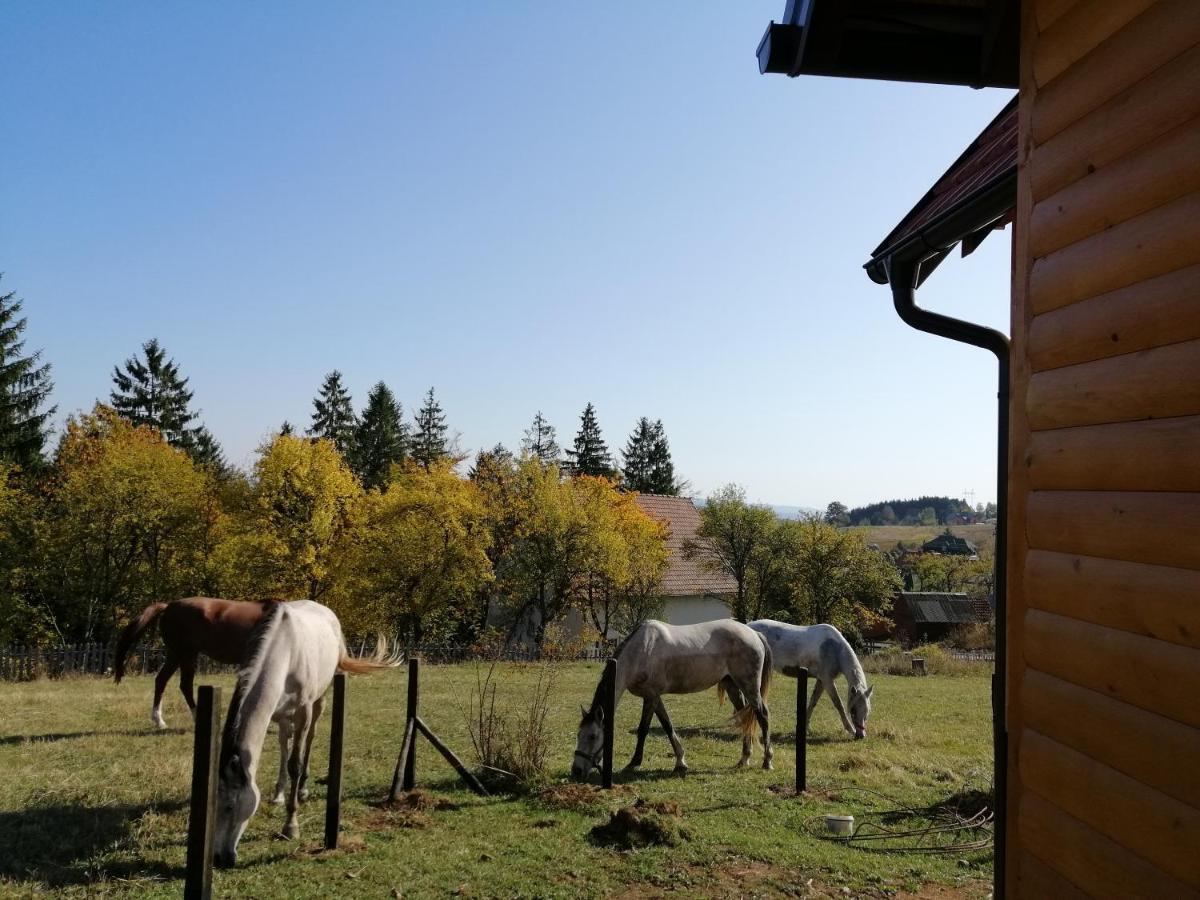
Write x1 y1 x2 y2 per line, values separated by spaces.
521 410 560 464
411 386 448 468
110 338 198 448
566 402 614 478
0 280 55 467
189 425 228 475
469 443 515 483
279 420 295 436
351 381 408 489
621 417 655 492
645 419 679 495
307 370 355 456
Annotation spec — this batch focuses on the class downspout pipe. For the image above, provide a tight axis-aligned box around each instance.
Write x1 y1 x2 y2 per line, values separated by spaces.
866 167 1014 899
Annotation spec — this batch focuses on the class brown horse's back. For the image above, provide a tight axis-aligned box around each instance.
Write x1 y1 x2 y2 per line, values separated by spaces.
159 597 272 665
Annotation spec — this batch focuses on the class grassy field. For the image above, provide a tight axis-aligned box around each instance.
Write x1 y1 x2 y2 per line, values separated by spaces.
858 525 996 557
0 663 993 898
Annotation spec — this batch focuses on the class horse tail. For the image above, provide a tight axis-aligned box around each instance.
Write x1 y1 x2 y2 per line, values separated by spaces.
716 680 727 706
733 702 759 749
114 602 168 682
338 633 404 675
758 633 772 701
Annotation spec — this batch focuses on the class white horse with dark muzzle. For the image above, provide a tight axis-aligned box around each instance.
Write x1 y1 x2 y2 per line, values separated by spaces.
212 600 398 869
572 619 773 780
748 620 874 739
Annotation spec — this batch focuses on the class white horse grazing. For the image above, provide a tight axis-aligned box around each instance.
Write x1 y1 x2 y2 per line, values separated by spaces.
748 620 874 740
572 619 773 780
213 600 398 868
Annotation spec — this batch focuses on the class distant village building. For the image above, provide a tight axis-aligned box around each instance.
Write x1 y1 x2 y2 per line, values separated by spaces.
921 530 978 557
633 494 736 625
888 591 991 646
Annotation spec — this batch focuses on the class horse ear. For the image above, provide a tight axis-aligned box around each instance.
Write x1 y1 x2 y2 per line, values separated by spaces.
595 705 604 723
865 685 874 699
580 705 589 720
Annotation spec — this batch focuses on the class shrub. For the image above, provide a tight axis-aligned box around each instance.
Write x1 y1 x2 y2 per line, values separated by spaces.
466 660 557 789
946 620 995 652
860 643 990 677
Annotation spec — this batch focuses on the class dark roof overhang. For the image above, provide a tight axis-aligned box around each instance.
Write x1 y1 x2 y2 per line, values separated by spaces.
866 96 1017 285
757 0 1019 89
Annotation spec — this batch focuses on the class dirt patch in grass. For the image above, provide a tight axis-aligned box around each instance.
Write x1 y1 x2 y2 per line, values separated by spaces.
536 782 628 811
375 789 459 812
588 798 690 850
302 834 368 857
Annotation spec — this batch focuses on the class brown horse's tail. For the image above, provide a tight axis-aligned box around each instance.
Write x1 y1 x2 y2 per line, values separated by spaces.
114 602 168 682
733 703 759 749
338 634 403 675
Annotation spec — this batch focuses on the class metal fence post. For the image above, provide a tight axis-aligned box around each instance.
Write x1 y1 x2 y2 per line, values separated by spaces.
185 686 221 900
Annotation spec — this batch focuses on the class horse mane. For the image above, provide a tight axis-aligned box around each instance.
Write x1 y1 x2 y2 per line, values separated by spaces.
841 639 869 693
219 600 283 767
586 622 644 719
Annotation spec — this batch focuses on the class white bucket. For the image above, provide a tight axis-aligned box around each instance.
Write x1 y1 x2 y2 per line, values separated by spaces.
824 814 855 836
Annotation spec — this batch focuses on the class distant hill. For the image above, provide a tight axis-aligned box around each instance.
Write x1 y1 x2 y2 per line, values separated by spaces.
771 505 819 520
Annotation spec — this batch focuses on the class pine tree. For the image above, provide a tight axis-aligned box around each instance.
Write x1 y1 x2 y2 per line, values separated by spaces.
645 419 679 495
469 443 515 483
307 370 355 456
279 421 295 436
521 410 560 464
621 417 655 492
411 387 448 468
0 280 55 467
352 381 407 489
566 402 613 477
189 425 228 475
110 338 198 447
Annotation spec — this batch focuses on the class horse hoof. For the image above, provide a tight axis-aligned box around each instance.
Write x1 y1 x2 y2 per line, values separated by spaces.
268 793 285 806
762 761 774 771
673 764 688 777
280 823 300 841
299 789 310 803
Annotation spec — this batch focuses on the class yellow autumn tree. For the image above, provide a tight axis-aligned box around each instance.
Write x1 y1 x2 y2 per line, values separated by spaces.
335 460 492 641
224 434 362 602
39 405 212 641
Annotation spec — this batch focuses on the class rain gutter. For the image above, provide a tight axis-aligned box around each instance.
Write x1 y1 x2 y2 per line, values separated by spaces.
865 166 1015 899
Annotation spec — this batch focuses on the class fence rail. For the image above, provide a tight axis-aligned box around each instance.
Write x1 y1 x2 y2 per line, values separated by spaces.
0 640 618 682
0 639 990 682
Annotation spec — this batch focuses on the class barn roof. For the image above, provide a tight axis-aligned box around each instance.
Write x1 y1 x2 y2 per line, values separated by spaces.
896 592 981 624
633 494 738 598
922 531 979 556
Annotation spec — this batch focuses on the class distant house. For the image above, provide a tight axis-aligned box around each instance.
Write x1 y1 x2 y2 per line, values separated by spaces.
633 494 736 625
921 530 978 557
890 592 989 647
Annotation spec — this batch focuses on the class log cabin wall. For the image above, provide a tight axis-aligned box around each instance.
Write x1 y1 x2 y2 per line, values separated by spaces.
1011 1 1200 894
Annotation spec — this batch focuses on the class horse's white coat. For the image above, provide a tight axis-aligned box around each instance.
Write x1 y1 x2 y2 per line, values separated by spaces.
573 619 773 779
748 620 874 739
213 601 343 867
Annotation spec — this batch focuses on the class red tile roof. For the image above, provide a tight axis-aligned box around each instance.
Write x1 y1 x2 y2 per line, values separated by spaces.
633 494 738 598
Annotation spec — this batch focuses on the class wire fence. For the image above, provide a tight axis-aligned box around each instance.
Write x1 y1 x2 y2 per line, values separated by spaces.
0 640 620 682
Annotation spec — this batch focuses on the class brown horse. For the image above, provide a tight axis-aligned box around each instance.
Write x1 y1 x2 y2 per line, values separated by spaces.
114 597 272 729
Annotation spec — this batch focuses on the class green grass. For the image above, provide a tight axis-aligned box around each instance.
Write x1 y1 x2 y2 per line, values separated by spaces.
0 664 993 898
859 524 996 557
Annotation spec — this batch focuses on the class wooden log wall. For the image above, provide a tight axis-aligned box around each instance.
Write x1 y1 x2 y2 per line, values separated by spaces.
1012 1 1200 894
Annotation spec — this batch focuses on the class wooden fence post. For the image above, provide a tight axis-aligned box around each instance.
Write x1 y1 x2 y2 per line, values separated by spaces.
403 657 419 791
323 673 346 850
795 667 808 795
601 658 616 789
185 686 221 900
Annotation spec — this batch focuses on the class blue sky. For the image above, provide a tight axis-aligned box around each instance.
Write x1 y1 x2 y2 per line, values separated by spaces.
2 2 1014 509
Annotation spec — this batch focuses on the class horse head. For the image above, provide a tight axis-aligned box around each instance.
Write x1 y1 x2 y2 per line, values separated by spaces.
848 684 874 739
571 704 605 781
213 749 259 868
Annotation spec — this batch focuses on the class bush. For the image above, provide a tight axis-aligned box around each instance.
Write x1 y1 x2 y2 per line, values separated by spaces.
860 643 990 677
946 620 995 652
466 660 557 789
